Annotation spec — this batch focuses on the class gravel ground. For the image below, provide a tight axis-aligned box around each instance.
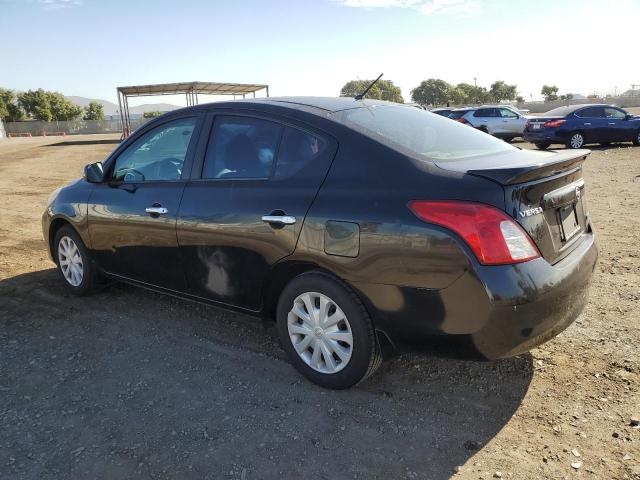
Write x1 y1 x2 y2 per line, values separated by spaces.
0 134 638 480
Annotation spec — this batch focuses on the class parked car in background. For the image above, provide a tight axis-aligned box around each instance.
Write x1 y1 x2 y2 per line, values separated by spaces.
431 107 454 117
523 104 640 149
43 97 597 389
449 105 529 142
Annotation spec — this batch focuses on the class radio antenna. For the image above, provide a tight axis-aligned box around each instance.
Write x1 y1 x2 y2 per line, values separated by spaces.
355 73 383 100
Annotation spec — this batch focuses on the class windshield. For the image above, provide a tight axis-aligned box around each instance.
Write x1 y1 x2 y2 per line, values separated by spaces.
336 105 515 161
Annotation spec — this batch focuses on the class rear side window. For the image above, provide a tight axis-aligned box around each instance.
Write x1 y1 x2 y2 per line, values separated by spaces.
576 107 604 118
274 127 327 178
448 110 470 119
474 108 498 118
202 116 282 179
337 104 515 162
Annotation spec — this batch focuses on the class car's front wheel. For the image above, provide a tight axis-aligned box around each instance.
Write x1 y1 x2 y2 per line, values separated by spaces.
567 131 585 149
276 271 382 389
54 225 101 295
633 129 640 146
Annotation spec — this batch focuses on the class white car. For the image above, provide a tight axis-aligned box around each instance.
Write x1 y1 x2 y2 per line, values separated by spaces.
449 105 530 142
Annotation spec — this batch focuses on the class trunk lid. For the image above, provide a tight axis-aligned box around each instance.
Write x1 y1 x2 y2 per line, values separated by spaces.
434 149 591 264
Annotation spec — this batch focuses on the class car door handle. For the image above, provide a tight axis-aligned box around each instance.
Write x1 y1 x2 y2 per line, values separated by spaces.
583 123 591 126
608 122 616 125
261 215 296 225
145 206 168 215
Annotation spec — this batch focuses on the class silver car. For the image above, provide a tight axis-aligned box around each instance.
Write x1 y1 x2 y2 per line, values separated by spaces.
449 105 529 142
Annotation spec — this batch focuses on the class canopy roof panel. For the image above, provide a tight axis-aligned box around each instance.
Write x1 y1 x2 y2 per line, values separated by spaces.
117 81 268 97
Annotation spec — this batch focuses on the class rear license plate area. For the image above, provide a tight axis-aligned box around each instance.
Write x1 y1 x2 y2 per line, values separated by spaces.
558 204 580 241
533 124 541 130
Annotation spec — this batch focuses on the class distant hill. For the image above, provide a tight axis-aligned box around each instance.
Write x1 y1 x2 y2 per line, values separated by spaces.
65 96 181 117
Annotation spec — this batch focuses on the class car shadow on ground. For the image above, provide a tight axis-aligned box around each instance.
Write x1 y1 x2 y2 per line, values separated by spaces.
44 139 121 147
1 269 533 480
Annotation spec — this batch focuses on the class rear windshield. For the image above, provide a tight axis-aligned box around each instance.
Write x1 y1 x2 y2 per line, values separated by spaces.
335 105 514 161
447 110 470 119
544 105 582 116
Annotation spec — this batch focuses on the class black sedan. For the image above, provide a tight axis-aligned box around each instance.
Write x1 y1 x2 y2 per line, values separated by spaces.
523 104 640 149
43 97 598 389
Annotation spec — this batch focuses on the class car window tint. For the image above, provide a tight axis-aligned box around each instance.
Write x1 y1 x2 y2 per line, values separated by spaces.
274 127 327 178
448 110 469 119
577 107 604 118
112 117 196 182
337 104 515 162
202 116 282 179
500 108 518 118
604 107 626 119
473 109 490 118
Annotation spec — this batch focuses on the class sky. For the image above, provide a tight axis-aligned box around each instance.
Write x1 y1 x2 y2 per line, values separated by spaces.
1 0 639 107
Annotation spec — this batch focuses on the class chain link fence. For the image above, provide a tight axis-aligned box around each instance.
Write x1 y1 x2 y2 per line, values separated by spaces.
4 118 151 137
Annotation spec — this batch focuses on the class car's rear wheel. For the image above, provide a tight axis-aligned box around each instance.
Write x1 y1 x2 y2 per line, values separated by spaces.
535 142 551 150
567 132 585 149
276 271 382 389
54 225 101 295
633 129 640 146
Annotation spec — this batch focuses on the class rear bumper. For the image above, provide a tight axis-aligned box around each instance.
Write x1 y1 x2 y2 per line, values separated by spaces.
353 232 598 359
522 129 567 144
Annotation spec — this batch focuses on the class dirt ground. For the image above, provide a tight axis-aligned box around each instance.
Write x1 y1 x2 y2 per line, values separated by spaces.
0 132 638 480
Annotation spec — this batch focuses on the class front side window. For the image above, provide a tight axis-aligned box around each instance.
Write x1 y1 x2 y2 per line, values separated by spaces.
202 116 282 179
604 107 626 119
336 104 515 162
274 127 327 178
499 108 518 118
112 117 197 182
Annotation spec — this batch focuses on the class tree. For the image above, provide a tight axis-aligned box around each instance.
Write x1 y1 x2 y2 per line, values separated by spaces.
559 93 574 101
17 89 83 121
83 101 104 121
18 89 52 121
410 78 451 106
143 111 164 118
452 82 491 104
0 88 23 122
489 81 517 102
340 79 404 103
48 91 83 121
541 85 559 102
515 95 525 104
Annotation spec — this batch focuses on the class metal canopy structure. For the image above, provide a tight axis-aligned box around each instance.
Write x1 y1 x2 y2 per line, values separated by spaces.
116 81 269 137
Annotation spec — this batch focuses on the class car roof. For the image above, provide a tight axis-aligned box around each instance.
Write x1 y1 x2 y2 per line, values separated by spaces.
237 96 396 113
543 103 615 116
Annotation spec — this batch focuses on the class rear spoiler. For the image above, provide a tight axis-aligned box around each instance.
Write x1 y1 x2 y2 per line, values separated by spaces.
468 150 589 185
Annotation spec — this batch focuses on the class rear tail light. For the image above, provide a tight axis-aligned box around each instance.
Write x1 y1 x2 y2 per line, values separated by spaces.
408 201 540 265
455 117 469 125
543 119 566 128
525 120 531 129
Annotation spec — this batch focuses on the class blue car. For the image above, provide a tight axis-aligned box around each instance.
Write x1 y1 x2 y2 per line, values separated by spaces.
523 104 640 149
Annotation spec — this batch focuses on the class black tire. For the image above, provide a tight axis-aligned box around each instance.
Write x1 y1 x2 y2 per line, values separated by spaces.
478 126 489 134
276 271 382 389
633 129 640 146
53 225 102 296
566 131 585 149
535 143 551 150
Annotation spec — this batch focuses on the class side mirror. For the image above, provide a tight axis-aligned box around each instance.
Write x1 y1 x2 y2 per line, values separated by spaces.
84 162 105 183
626 113 634 120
